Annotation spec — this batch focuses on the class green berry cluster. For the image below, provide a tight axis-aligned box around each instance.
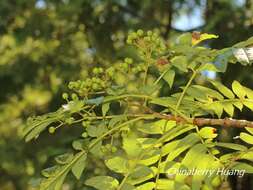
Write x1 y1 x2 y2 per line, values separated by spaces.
117 57 134 72
101 144 117 154
131 63 146 73
82 120 91 128
92 67 104 75
126 29 144 44
127 29 166 55
68 76 107 95
105 67 115 78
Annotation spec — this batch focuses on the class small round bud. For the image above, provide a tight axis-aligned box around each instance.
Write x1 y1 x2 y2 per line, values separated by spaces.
98 68 104 73
105 144 111 150
144 36 151 42
122 63 128 70
101 146 107 153
131 32 138 39
48 127 55 134
92 68 99 75
66 117 74 124
127 38 132 44
92 83 99 90
137 29 144 36
111 146 117 153
124 57 133 64
71 93 78 100
62 93 68 100
147 30 152 36
211 176 221 187
82 132 88 138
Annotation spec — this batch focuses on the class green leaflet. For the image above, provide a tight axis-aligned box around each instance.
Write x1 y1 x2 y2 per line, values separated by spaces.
163 133 200 160
230 162 253 173
105 156 129 174
233 36 253 48
245 127 253 135
129 165 153 179
137 120 176 134
241 151 253 162
135 182 155 190
128 167 157 185
232 81 246 99
156 179 190 190
209 80 235 99
240 132 253 145
71 152 87 179
190 85 224 100
161 124 195 144
205 101 223 118
102 102 110 116
199 127 217 139
177 33 192 46
123 135 142 158
139 149 161 166
181 144 207 169
198 63 221 72
23 111 63 142
40 151 87 190
85 176 119 190
72 139 86 151
85 96 104 105
87 123 108 137
213 48 231 72
121 183 135 190
163 69 175 88
171 56 188 72
215 142 247 151
25 120 54 142
55 153 74 165
191 155 220 190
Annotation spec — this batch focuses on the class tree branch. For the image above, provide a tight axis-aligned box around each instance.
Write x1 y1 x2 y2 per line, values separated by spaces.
153 112 253 128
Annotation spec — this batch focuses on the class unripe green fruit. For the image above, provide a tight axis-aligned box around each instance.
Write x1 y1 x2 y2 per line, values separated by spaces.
113 133 120 138
92 77 97 82
62 93 68 100
106 67 115 77
49 127 55 134
111 146 117 153
98 68 103 73
147 30 152 36
105 144 111 149
101 146 107 153
211 176 221 187
66 117 74 124
124 57 133 64
122 63 128 70
127 39 132 44
71 93 78 100
137 29 144 36
201 184 211 190
131 32 138 39
132 68 138 73
92 68 99 74
82 132 88 138
144 36 151 42
92 83 99 90
82 121 87 127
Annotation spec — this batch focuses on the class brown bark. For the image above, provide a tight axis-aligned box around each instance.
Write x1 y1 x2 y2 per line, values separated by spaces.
154 112 253 128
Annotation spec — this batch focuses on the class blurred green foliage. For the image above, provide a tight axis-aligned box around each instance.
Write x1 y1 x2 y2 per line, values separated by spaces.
0 0 253 189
